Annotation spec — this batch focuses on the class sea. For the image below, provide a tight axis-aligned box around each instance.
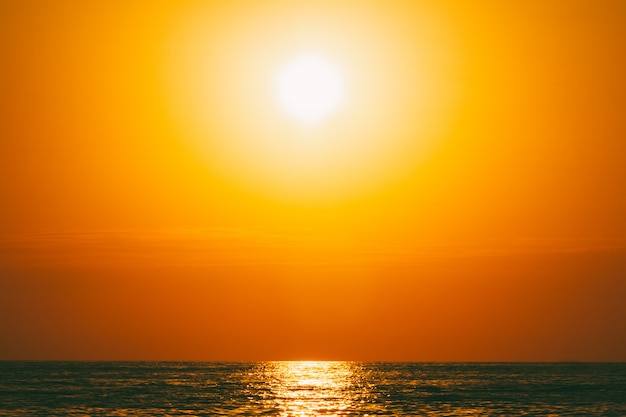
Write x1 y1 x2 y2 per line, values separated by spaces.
1 362 625 416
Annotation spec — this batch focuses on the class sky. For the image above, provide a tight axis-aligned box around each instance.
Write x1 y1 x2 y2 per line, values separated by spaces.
1 0 625 361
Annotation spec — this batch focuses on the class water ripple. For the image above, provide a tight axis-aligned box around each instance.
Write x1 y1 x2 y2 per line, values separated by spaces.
1 362 625 416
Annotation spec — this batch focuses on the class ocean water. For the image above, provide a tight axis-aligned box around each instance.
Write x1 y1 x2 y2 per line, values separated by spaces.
1 362 625 416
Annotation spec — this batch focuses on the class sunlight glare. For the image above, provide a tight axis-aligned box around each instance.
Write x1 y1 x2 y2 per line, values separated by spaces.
275 52 346 126
167 2 459 201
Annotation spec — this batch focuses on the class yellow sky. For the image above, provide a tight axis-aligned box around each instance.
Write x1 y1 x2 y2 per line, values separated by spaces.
1 0 625 360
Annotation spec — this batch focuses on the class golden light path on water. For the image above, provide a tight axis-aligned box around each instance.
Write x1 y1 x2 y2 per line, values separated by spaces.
250 361 379 416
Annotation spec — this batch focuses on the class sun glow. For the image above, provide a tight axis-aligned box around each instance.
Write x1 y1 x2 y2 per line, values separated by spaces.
275 52 346 126
166 2 459 202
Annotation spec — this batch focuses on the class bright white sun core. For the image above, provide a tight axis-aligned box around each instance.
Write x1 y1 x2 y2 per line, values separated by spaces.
274 52 346 126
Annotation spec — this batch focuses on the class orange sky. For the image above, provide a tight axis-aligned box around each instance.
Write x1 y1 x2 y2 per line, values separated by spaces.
1 0 625 361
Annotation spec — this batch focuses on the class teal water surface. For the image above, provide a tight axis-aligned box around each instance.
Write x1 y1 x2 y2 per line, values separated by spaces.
1 362 625 416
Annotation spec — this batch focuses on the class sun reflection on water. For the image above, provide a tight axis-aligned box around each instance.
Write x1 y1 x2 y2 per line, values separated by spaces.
252 361 373 416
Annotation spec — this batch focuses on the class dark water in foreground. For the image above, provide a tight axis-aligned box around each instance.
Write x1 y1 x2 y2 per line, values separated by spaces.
1 362 625 416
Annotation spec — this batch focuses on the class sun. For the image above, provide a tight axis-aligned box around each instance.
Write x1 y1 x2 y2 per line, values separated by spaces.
166 2 459 201
275 52 346 126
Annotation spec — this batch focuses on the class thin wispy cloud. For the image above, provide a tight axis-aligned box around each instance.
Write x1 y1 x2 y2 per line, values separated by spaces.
2 229 624 269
